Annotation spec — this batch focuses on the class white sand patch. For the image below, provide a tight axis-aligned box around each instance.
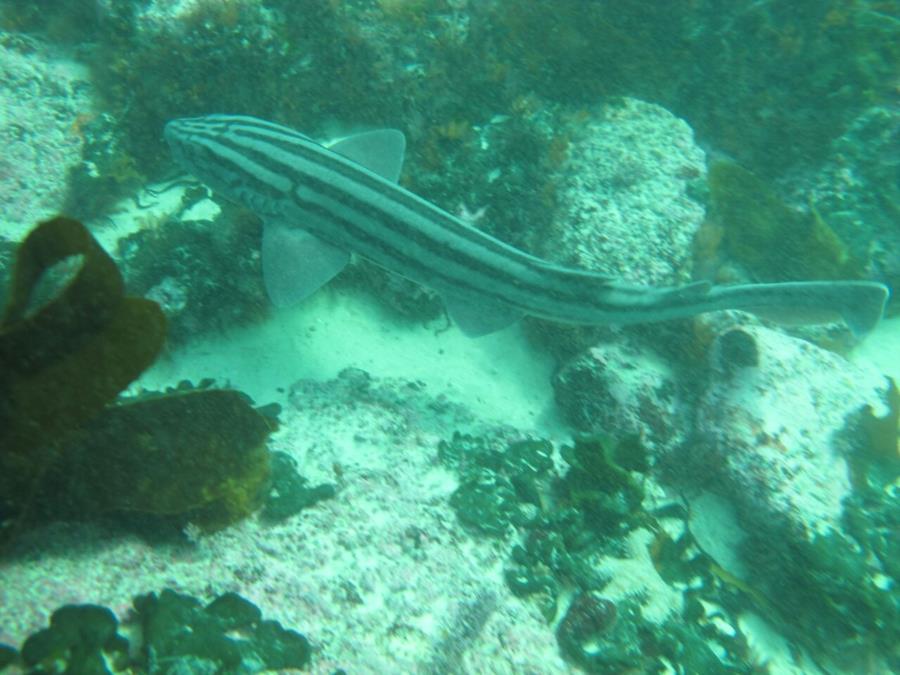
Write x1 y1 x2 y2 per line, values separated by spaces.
851 315 900 384
137 286 563 435
594 528 683 624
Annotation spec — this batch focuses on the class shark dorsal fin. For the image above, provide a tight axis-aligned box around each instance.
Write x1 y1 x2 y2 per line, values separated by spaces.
329 130 406 183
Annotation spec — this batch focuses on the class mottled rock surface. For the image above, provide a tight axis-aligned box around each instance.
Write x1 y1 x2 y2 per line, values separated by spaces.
0 35 91 240
547 97 707 285
695 324 890 537
553 339 689 457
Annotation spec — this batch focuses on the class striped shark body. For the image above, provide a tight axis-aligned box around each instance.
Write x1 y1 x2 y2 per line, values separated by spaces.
164 114 889 337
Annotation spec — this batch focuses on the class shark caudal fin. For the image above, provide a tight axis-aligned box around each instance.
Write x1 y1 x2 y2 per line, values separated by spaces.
709 280 890 336
838 281 890 336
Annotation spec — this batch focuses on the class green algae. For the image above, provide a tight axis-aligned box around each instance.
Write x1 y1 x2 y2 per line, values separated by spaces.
558 434 646 537
134 589 310 673
708 161 863 281
439 433 554 536
438 431 756 670
261 451 336 523
20 604 126 675
4 590 310 674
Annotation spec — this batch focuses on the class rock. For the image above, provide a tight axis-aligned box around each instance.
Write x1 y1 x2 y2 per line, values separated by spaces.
552 340 689 457
0 35 92 240
695 324 891 537
546 97 707 285
791 105 900 296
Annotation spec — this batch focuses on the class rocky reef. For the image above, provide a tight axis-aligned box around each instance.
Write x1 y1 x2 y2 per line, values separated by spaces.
0 1 897 672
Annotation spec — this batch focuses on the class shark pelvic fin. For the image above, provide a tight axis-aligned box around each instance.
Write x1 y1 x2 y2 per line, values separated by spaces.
442 291 523 337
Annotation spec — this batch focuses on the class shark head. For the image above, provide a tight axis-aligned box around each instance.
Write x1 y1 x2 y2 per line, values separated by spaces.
164 116 234 193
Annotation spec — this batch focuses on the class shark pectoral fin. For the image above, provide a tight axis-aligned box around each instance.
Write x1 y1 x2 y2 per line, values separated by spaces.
442 291 524 337
328 130 406 182
262 223 350 308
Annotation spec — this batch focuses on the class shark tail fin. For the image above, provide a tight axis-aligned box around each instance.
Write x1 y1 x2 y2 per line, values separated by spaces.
839 282 890 336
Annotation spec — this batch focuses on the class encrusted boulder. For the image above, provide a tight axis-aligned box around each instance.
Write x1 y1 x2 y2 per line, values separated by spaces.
552 340 689 457
695 324 891 537
545 97 707 285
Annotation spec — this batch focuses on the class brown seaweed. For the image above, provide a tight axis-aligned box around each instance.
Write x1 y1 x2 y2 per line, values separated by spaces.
1 218 276 544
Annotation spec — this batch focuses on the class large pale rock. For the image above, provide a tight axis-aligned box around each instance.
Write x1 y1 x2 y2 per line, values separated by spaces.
696 325 890 537
553 340 689 456
547 97 707 285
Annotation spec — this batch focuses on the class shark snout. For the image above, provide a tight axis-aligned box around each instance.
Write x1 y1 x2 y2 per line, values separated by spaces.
164 118 191 146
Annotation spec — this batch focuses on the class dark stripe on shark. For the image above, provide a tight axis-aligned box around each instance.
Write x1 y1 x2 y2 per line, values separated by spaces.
219 119 561 273
180 131 545 307
282 194 706 323
179 126 692 321
181 118 582 291
184 125 621 312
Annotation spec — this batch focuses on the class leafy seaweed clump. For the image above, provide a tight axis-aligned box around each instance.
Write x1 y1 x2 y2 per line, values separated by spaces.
438 433 554 536
18 605 127 675
439 433 648 606
557 434 647 537
0 219 278 545
707 161 863 282
438 431 758 671
134 590 310 673
503 435 650 622
0 589 310 674
261 451 336 523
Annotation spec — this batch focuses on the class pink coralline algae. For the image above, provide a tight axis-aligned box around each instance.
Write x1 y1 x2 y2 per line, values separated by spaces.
0 39 91 240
